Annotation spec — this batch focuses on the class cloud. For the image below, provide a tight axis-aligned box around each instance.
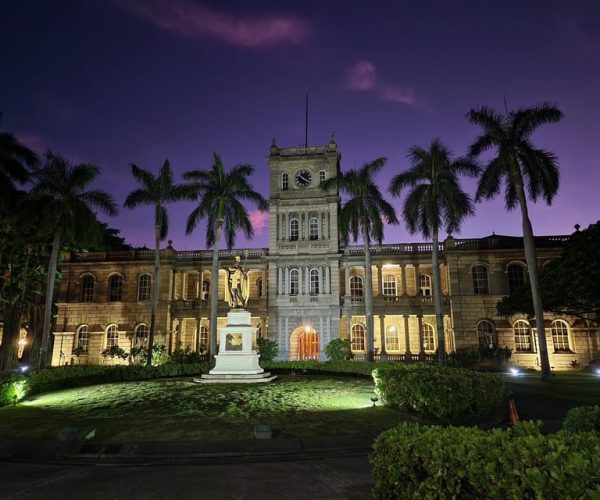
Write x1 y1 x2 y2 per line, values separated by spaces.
343 60 419 107
344 60 376 91
249 209 269 234
114 0 311 48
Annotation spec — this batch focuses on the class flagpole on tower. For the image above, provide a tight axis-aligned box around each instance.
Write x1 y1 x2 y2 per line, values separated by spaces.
305 91 309 149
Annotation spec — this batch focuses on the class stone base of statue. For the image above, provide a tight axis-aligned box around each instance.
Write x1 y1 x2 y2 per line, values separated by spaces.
195 309 276 384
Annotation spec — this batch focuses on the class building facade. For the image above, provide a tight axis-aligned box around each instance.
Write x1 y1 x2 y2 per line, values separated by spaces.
51 138 600 370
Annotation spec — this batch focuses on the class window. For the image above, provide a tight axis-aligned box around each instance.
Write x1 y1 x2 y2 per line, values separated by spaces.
513 320 532 352
419 275 432 296
134 324 149 348
507 264 526 294
472 265 489 294
185 273 199 299
200 325 209 349
290 269 299 295
282 173 289 190
108 275 123 302
310 268 319 294
76 325 89 352
350 276 363 297
106 325 119 348
201 280 210 300
551 320 571 352
138 274 151 301
386 325 400 351
383 275 397 296
422 323 435 352
289 218 299 241
80 275 94 302
476 320 496 348
319 170 326 183
309 217 319 240
256 278 263 297
351 324 365 351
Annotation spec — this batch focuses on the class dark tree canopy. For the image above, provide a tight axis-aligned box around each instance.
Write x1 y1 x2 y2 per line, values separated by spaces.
497 221 600 322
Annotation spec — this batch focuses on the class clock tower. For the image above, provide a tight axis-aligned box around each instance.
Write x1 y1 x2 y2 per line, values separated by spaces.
266 135 342 360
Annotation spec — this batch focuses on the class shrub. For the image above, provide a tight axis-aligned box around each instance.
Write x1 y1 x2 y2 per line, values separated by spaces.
168 345 205 364
256 337 278 362
324 339 353 361
261 360 376 377
371 421 600 499
0 362 211 406
447 345 512 370
372 364 506 421
0 374 27 406
563 405 600 434
101 346 128 361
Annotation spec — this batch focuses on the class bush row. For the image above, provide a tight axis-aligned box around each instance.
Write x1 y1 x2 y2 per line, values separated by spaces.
373 363 507 421
371 421 600 499
563 405 600 433
261 360 376 376
0 362 211 406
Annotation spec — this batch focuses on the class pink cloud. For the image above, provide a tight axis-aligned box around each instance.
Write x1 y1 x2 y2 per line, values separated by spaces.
115 0 311 48
249 209 269 234
344 61 377 91
343 60 419 107
380 84 417 106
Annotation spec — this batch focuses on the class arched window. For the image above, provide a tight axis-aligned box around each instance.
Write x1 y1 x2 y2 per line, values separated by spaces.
383 275 396 296
289 269 299 295
319 170 326 183
507 263 526 294
386 325 400 351
137 274 151 301
476 320 496 348
201 280 210 300
513 320 532 352
472 265 489 294
106 324 119 348
309 268 319 294
200 325 209 349
309 217 319 240
134 324 149 348
76 325 89 352
422 323 435 352
108 275 123 302
551 320 571 352
80 275 95 302
419 275 432 296
351 324 365 351
350 276 363 297
282 173 289 191
289 218 299 241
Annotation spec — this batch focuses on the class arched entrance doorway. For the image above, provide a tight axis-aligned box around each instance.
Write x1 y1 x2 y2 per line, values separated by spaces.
289 326 320 360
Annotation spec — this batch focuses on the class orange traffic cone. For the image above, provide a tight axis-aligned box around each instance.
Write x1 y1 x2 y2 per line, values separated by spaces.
508 398 520 425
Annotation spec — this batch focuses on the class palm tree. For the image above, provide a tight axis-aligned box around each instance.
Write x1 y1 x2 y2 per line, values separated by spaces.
184 153 268 358
322 158 399 362
33 152 118 368
390 139 479 365
0 131 37 199
125 160 190 365
467 102 563 380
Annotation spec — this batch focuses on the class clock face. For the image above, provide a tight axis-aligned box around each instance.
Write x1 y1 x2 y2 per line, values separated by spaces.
295 170 311 188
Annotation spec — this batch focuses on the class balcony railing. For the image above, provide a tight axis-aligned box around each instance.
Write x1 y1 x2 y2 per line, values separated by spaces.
68 247 269 263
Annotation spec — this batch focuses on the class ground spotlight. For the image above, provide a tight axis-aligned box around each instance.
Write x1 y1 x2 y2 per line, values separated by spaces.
19 365 29 373
509 367 521 377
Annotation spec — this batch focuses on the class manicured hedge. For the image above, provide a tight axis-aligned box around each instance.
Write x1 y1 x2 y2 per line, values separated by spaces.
563 405 600 434
371 421 600 499
372 364 507 420
0 362 211 406
261 360 376 377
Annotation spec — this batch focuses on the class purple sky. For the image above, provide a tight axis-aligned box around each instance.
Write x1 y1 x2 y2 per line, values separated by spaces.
3 0 599 249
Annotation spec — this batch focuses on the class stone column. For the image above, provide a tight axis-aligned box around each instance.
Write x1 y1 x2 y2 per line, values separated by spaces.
417 315 425 355
195 318 201 353
179 272 185 299
344 265 350 297
346 314 352 341
261 269 267 298
379 315 387 358
319 266 324 294
404 315 411 355
176 318 183 352
400 265 407 295
377 265 383 296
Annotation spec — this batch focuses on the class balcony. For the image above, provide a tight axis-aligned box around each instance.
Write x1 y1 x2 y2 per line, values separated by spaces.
170 298 268 317
342 294 449 314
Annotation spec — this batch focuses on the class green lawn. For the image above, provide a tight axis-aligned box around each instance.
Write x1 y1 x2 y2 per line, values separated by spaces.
0 375 415 442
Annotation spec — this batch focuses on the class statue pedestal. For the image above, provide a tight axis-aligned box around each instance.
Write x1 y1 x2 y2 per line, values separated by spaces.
195 309 276 384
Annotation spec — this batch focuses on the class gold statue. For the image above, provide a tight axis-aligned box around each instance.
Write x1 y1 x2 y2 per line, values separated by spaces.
225 256 249 308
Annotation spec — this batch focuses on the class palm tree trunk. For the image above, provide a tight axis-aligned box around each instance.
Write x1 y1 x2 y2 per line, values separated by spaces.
514 177 551 380
209 222 223 358
0 302 21 370
147 223 161 366
39 232 61 369
362 223 375 362
431 230 447 365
